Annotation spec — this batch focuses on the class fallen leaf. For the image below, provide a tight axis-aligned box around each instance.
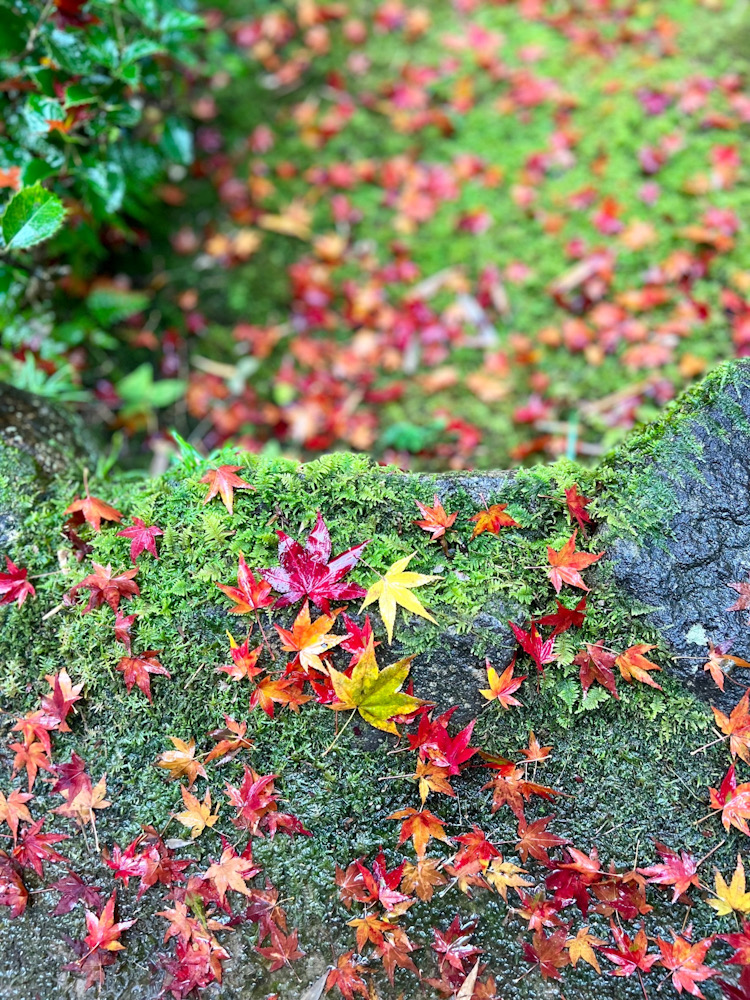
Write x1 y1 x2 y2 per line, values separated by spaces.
327 637 425 734
361 553 437 643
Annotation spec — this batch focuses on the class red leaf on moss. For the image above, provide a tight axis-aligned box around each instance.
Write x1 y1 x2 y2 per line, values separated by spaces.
261 511 369 614
414 495 457 540
534 596 587 638
0 556 35 607
116 650 170 702
199 465 254 515
217 553 274 613
546 531 603 593
574 641 619 699
510 621 556 674
638 841 700 903
64 494 122 532
117 518 163 562
564 484 594 533
0 852 28 917
69 563 139 614
84 891 136 952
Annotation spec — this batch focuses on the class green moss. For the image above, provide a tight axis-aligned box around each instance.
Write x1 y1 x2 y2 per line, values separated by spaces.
0 434 740 998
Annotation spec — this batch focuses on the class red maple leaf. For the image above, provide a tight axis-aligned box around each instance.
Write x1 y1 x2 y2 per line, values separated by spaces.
224 766 278 836
414 495 457 540
69 562 139 613
522 927 570 980
709 763 750 834
637 841 699 903
600 921 659 976
113 610 136 650
515 815 569 867
339 612 378 665
546 530 603 593
217 552 274 614
325 951 369 1000
51 752 88 800
718 966 750 1000
199 464 254 515
0 556 35 607
656 933 716 998
721 921 750 965
574 641 619 698
256 927 304 972
12 818 69 876
261 511 369 613
509 620 556 674
84 891 136 952
116 650 171 702
117 518 163 562
432 915 482 973
218 633 263 681
54 0 100 28
534 596 587 638
64 493 122 532
50 870 104 916
0 851 28 917
39 668 83 731
355 849 409 911
564 484 594 533
728 578 750 624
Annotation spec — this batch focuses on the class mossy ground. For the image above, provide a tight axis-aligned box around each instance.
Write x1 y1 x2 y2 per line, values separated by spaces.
0 377 745 997
118 0 750 474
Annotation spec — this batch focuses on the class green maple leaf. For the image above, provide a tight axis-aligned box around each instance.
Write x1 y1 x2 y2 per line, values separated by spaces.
327 638 425 734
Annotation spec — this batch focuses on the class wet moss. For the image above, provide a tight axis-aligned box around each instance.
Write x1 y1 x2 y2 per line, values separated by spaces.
0 404 742 998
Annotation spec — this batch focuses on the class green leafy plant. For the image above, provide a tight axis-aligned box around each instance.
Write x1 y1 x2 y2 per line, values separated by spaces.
0 0 203 395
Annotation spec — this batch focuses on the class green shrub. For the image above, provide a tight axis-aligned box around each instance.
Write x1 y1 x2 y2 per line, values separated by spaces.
0 0 203 399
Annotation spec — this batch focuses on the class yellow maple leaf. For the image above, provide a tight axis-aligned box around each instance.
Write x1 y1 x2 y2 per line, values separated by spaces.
155 737 206 787
708 854 750 916
484 856 531 901
327 637 425 734
566 926 604 973
360 553 438 643
175 785 219 839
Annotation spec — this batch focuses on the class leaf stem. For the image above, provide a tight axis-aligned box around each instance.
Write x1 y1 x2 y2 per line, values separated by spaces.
322 709 355 758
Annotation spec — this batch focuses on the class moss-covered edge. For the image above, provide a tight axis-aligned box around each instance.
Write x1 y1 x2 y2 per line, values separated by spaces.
0 371 746 998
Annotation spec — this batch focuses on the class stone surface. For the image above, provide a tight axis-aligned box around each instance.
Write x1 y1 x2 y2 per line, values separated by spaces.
4 367 750 999
0 383 93 477
603 359 750 707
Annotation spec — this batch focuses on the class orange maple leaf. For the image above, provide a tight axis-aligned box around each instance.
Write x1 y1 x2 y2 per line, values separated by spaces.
469 503 520 539
713 689 750 763
656 934 717 998
515 815 569 866
199 465 254 515
480 657 526 709
387 807 451 858
546 530 603 593
274 600 346 673
413 495 457 541
615 644 662 690
64 493 122 533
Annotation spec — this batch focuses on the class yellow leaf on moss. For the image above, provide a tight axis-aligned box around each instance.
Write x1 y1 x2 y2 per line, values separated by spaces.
708 854 750 916
175 785 219 839
360 553 437 643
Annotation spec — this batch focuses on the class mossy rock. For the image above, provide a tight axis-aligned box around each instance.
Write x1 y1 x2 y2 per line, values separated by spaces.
0 368 748 999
